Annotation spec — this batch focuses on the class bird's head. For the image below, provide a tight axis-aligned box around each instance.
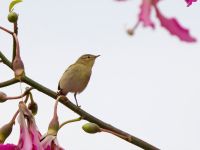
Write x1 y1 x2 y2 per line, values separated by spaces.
76 54 100 68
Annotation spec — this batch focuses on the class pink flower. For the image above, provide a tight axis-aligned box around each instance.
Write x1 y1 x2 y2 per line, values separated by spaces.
0 144 19 150
17 102 43 150
40 97 64 150
117 0 197 42
0 102 43 150
185 0 197 6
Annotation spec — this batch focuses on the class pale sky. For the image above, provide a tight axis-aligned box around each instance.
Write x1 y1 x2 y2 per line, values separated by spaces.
0 0 200 149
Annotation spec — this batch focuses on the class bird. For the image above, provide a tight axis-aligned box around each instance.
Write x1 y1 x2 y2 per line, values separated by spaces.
58 54 100 107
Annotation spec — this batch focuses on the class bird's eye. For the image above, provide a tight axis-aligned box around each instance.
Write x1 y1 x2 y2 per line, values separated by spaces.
87 56 90 59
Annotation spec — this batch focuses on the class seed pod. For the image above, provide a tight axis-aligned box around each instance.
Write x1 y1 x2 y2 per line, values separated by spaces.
0 122 14 143
126 28 134 36
28 102 38 116
0 92 7 103
82 123 101 134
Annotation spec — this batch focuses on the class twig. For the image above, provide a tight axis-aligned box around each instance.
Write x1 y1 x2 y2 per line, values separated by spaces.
0 78 19 88
0 25 13 35
0 51 12 69
5 87 33 100
12 22 18 61
59 117 82 130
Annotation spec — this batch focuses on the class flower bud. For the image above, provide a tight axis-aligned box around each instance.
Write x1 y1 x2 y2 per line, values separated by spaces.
12 56 25 80
0 121 14 143
7 12 18 23
126 28 134 36
82 123 101 134
28 102 38 116
0 92 7 103
47 115 59 136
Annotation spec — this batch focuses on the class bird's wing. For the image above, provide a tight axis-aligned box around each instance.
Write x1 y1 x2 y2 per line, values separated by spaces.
58 64 74 90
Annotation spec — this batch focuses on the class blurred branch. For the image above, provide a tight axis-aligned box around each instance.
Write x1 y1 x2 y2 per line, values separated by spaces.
0 51 159 150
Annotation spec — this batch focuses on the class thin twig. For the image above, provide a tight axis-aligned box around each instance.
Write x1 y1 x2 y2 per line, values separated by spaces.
6 87 33 100
59 117 82 130
0 25 13 35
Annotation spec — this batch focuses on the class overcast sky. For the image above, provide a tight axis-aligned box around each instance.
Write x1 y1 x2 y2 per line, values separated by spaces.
0 0 200 149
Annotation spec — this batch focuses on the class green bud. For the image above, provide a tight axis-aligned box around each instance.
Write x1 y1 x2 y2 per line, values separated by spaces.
82 123 101 134
0 121 14 143
0 92 7 103
28 102 38 116
7 12 18 23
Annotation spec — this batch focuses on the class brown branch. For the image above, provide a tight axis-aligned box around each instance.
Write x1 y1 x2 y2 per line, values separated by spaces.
0 52 159 150
12 22 18 61
0 25 13 35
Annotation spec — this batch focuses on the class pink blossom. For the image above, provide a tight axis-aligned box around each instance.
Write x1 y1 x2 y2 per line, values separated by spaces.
139 0 155 28
0 144 19 150
0 102 43 150
17 102 43 150
154 5 196 42
40 97 64 150
185 0 197 6
117 0 197 42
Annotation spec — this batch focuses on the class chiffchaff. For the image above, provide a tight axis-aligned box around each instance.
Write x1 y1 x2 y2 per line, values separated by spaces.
58 54 100 106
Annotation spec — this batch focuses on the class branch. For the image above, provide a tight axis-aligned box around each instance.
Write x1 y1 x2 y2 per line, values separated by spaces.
0 26 13 35
12 22 18 61
0 51 12 69
0 78 19 88
0 52 159 150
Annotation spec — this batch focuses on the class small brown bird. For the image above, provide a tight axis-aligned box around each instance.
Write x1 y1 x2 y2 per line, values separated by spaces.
58 54 100 106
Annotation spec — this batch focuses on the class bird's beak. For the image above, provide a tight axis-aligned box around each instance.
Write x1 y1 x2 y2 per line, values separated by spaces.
95 55 100 58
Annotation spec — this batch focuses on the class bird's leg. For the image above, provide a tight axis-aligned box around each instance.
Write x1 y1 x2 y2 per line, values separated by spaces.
74 93 81 107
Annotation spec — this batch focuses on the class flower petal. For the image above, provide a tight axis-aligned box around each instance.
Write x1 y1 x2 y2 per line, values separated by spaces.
17 111 32 150
0 144 18 150
18 102 43 150
41 135 64 150
28 120 43 150
139 0 155 28
154 6 196 42
185 0 197 6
